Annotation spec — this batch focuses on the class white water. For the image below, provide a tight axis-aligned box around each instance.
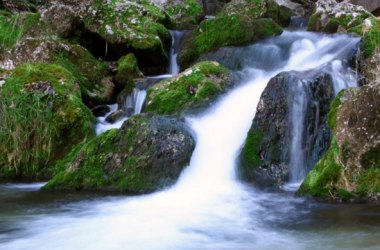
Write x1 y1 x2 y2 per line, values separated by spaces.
0 32 363 249
168 30 185 76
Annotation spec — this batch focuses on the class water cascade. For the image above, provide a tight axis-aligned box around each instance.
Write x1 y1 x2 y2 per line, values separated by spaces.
168 30 185 76
0 31 365 250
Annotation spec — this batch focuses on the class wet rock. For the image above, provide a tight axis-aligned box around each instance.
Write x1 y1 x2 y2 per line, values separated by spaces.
44 114 195 193
92 105 111 117
115 53 143 90
299 83 380 202
145 61 232 115
105 109 126 123
239 70 335 186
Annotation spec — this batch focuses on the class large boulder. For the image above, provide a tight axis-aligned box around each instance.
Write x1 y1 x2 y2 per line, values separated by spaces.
0 63 95 180
298 83 380 202
239 70 335 186
163 0 204 29
44 114 195 193
145 61 231 115
82 0 171 74
308 0 373 33
9 37 113 105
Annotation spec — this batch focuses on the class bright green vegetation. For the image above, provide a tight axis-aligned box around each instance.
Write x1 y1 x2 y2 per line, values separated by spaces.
241 130 264 169
145 61 230 115
327 89 346 130
166 0 203 27
298 137 345 199
0 12 40 50
0 63 95 179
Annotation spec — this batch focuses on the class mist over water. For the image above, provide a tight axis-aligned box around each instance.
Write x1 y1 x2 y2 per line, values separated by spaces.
2 31 377 250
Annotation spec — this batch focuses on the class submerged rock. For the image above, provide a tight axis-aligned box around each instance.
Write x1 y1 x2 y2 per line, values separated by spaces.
45 114 195 193
0 63 95 180
145 61 232 115
239 70 335 186
298 83 380 202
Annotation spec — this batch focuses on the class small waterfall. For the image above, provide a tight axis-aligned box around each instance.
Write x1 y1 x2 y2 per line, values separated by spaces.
124 88 147 116
168 30 185 75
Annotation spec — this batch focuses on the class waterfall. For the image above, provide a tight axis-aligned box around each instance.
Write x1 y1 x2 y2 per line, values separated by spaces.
0 31 362 250
124 88 147 116
168 30 185 76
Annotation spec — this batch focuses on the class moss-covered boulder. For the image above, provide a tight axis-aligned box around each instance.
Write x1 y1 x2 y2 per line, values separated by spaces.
308 0 373 33
0 63 95 180
145 61 231 115
298 83 380 202
0 0 45 13
9 37 113 105
44 114 195 193
115 53 143 90
164 0 204 29
178 16 282 68
82 0 171 74
239 70 335 186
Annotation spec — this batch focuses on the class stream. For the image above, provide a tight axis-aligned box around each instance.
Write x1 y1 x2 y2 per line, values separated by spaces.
1 31 380 250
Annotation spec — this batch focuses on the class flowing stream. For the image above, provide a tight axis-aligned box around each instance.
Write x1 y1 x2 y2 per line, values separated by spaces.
1 31 380 250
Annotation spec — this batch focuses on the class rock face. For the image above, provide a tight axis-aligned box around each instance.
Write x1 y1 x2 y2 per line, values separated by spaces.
239 70 335 186
299 83 380 202
0 63 95 180
44 114 195 193
308 0 373 33
145 61 231 115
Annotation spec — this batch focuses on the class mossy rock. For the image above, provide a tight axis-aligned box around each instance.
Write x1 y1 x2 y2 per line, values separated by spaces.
298 83 380 202
349 17 380 58
164 0 204 29
145 61 231 115
115 53 143 91
44 114 195 193
83 0 171 73
0 11 40 51
0 0 46 13
0 63 95 180
178 16 283 68
307 0 373 33
9 37 113 105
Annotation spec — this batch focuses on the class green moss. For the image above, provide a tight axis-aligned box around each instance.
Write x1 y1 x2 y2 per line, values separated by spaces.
356 168 380 196
167 0 203 26
350 18 380 58
115 53 142 91
0 63 95 179
298 137 343 198
0 12 40 50
145 61 229 115
242 130 264 168
328 89 346 130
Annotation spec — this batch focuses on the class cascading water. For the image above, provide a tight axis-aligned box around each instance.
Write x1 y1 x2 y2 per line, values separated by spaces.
168 30 185 76
1 31 368 250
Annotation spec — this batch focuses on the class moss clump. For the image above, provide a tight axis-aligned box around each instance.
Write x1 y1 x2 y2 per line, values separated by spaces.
357 167 380 196
115 53 143 91
327 89 346 130
298 137 344 198
0 12 40 50
0 63 95 179
179 15 282 68
241 130 264 169
349 18 380 58
145 61 230 115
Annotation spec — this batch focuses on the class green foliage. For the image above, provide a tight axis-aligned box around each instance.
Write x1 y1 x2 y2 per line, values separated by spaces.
357 168 380 196
145 61 229 115
167 0 203 25
0 12 40 50
328 89 346 130
0 63 95 179
242 130 264 168
349 18 380 58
